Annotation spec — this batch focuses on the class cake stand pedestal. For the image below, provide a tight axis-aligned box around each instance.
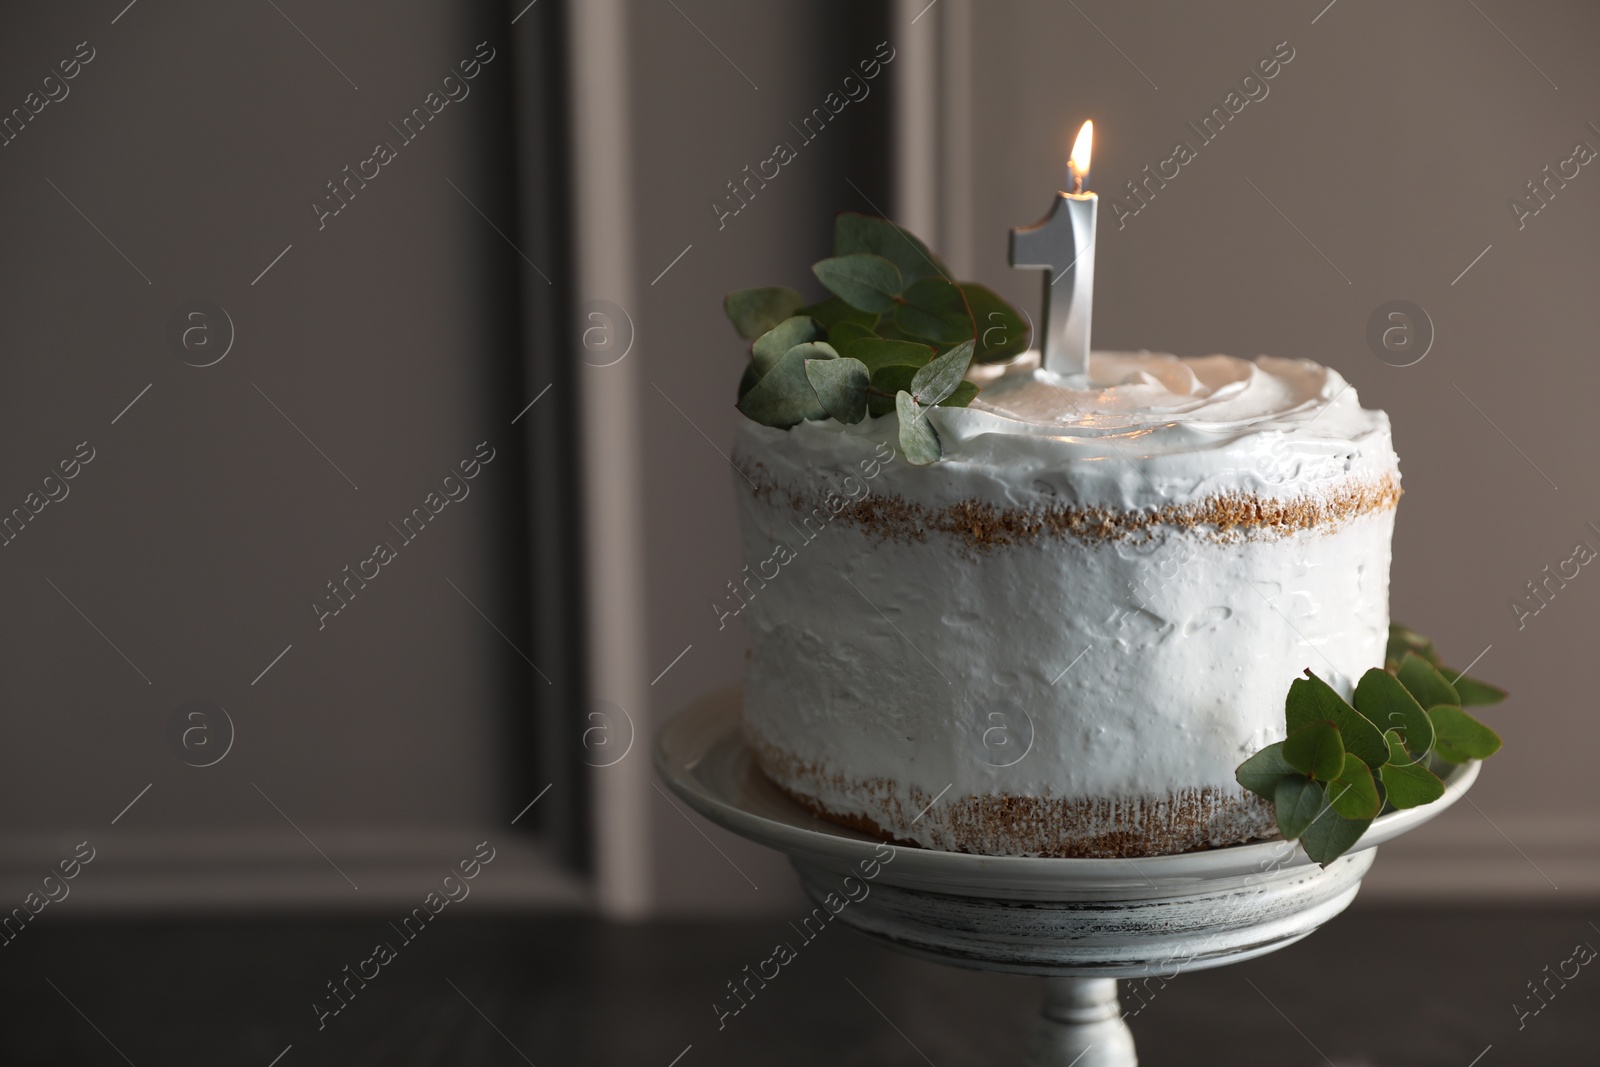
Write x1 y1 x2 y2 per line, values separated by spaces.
656 688 1480 1066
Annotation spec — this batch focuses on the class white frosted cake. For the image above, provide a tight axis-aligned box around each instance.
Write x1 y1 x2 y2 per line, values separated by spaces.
731 350 1400 858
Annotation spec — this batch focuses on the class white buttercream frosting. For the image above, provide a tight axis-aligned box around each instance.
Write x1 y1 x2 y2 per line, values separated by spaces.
775 350 1393 512
731 351 1400 857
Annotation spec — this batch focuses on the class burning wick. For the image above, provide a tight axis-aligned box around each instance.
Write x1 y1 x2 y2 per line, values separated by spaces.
1068 120 1093 195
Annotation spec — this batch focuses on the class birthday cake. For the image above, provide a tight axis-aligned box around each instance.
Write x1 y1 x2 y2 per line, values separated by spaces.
721 211 1400 857
732 348 1399 857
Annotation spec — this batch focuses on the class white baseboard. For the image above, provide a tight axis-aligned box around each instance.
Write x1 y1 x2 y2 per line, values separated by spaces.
0 828 588 914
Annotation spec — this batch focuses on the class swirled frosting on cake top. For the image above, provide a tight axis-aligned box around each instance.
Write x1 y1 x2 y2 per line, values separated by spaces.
761 351 1398 512
972 352 1353 435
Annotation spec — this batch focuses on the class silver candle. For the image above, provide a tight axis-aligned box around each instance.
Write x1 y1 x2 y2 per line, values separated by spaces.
1009 121 1097 377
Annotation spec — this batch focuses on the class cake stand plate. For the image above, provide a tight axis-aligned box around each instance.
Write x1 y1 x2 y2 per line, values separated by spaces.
655 686 1480 1067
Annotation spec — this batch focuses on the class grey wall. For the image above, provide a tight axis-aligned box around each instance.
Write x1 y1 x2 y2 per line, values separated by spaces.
6 0 1589 917
964 0 1597 898
635 0 1600 912
624 0 892 913
0 1 571 904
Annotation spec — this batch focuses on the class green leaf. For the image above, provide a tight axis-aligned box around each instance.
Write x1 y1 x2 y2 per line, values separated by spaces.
869 365 977 416
1326 753 1381 819
735 343 831 428
1382 624 1508 705
833 212 949 283
961 283 1030 363
724 287 805 341
1378 732 1447 809
1301 808 1371 865
1353 668 1434 758
1428 706 1503 763
752 316 825 376
813 254 903 314
910 339 976 407
1378 761 1447 809
1385 623 1442 671
1448 673 1508 706
871 315 919 343
799 296 876 330
941 380 979 408
895 277 974 344
1283 721 1344 782
1396 651 1460 710
896 391 940 464
1285 673 1388 768
1284 673 1347 731
1236 742 1296 801
840 336 934 374
804 356 871 425
827 321 877 349
737 361 760 400
1274 776 1326 840
867 365 916 418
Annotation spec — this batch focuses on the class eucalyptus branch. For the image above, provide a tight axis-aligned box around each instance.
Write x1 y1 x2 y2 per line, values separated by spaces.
1236 624 1506 865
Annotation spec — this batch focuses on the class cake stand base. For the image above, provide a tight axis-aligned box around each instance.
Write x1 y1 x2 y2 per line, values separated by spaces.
658 687 1479 1065
1028 978 1136 1067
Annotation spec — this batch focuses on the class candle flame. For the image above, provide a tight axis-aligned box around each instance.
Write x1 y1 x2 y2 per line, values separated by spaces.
1069 120 1093 192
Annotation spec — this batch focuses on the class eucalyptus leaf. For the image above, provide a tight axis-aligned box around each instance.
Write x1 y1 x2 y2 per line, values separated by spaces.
752 316 825 375
737 361 760 400
1285 673 1388 768
941 381 979 408
1283 721 1344 782
1385 623 1442 670
1428 706 1503 763
1353 668 1434 758
827 321 877 349
1274 776 1327 840
1237 627 1501 841
910 339 976 407
813 254 903 314
841 336 935 374
724 286 805 341
1326 753 1381 820
799 296 876 330
1284 672 1349 731
804 356 871 424
1378 732 1447 809
896 391 941 464
1448 673 1508 706
868 367 975 414
1396 651 1460 710
868 365 917 418
961 283 1030 363
871 316 919 343
1236 741 1296 801
1300 808 1371 865
895 277 974 344
735 343 831 428
785 341 837 363
833 212 949 283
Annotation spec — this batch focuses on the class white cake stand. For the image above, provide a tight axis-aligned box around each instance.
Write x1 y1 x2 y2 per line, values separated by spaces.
656 687 1480 1067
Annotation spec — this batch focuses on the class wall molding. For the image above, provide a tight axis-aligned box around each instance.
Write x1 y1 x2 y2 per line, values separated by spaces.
0 830 587 914
892 0 973 269
1357 813 1599 901
2 814 1585 916
568 0 654 919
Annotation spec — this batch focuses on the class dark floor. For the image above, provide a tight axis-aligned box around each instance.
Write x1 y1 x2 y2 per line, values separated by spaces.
1 906 1593 1065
